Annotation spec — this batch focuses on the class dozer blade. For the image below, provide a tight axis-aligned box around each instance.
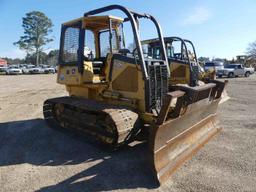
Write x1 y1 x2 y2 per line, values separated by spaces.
220 89 230 104
149 81 226 184
212 79 229 104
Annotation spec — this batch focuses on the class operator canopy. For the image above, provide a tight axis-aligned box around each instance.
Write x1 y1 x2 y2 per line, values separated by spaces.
63 15 124 31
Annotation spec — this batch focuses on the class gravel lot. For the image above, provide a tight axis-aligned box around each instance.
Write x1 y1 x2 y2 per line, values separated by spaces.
0 74 255 192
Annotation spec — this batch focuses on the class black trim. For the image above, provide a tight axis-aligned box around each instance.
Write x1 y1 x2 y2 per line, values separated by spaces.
58 21 84 72
78 23 85 73
121 23 126 48
108 18 113 53
58 24 66 66
145 62 168 113
98 30 108 58
145 79 150 112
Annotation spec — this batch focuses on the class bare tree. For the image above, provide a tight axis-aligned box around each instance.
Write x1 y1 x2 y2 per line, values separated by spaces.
247 41 256 59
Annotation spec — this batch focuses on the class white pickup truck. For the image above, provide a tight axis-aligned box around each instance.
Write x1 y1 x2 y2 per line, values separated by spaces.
217 64 254 78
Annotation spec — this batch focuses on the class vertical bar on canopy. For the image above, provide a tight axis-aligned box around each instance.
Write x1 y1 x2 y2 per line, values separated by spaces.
84 5 149 80
109 18 113 53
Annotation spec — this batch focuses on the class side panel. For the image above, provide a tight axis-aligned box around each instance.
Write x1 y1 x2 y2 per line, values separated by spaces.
60 55 146 112
108 58 146 112
66 85 89 98
82 61 95 82
57 66 82 85
57 61 96 85
169 61 190 85
112 67 138 92
236 68 244 76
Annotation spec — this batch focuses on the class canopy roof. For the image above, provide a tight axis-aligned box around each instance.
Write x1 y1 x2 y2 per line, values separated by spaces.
141 37 183 46
63 15 124 31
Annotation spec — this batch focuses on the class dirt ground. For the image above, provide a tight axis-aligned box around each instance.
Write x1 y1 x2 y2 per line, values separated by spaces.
0 74 256 192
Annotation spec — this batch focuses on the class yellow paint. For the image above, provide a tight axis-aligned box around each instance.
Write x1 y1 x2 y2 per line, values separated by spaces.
57 15 151 119
169 61 190 85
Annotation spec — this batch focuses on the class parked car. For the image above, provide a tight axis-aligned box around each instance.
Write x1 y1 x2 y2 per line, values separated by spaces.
29 66 44 74
6 65 23 75
23 65 44 74
19 64 28 68
217 64 254 78
40 65 56 74
204 61 224 72
22 64 36 74
0 67 7 75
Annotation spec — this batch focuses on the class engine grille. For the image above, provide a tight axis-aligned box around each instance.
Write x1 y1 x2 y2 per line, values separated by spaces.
147 62 168 114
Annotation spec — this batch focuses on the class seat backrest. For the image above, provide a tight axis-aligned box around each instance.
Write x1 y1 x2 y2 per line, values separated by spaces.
92 61 104 74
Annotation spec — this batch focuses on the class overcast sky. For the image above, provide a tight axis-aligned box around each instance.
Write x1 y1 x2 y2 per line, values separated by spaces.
0 0 256 59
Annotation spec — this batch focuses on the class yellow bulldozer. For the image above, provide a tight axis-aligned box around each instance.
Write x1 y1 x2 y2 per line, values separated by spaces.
142 37 217 85
43 5 226 184
142 36 229 103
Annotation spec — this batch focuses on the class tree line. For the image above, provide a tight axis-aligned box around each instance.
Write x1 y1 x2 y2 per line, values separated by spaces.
6 10 256 67
3 50 59 65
